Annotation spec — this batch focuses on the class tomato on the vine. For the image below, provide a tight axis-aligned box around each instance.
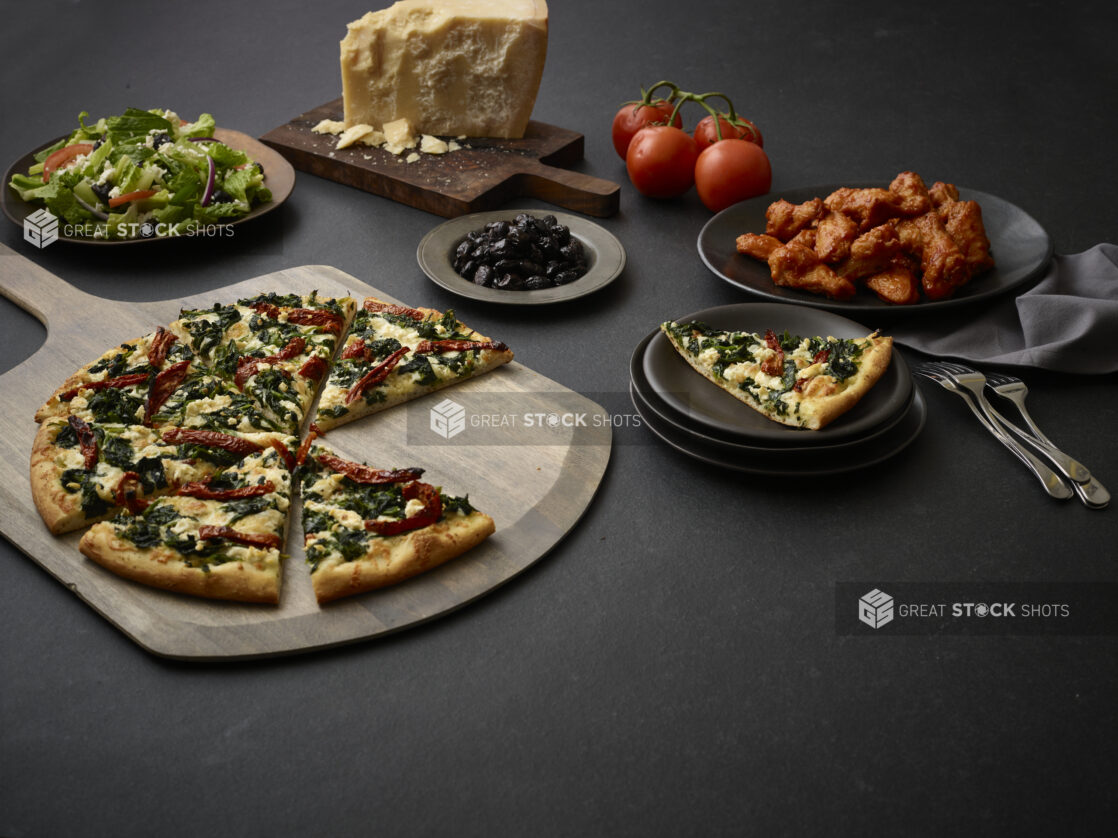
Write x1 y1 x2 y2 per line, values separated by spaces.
611 100 681 160
694 139 772 212
693 114 763 150
625 125 700 198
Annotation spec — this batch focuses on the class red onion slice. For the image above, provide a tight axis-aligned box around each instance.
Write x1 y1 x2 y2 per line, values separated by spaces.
201 155 216 207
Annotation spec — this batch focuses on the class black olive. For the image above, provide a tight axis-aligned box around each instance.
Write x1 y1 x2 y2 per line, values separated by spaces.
211 189 234 204
494 273 525 290
92 137 104 150
151 133 172 150
473 264 494 286
554 270 582 285
253 161 264 175
91 181 113 204
524 275 553 290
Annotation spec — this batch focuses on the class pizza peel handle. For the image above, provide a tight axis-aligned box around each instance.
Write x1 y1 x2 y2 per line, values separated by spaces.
0 242 103 331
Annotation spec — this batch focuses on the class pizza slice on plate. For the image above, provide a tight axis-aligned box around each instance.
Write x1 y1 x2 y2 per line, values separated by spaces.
314 297 513 431
660 320 893 430
78 436 298 603
299 442 495 603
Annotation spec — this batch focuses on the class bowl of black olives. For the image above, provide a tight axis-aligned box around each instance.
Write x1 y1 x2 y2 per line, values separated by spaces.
417 209 625 304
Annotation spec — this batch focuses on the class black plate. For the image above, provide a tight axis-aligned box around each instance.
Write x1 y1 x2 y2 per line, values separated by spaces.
642 303 911 446
631 329 915 454
1 128 295 246
631 382 926 476
697 183 1052 314
417 209 625 305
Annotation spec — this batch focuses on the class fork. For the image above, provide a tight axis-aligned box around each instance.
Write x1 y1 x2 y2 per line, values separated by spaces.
985 370 1110 509
914 364 1072 501
922 362 1096 483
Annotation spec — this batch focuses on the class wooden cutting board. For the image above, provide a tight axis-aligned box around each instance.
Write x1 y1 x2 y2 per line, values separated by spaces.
260 98 620 218
0 244 611 660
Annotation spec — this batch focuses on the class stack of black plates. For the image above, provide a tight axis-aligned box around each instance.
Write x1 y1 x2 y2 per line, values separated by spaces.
630 303 926 475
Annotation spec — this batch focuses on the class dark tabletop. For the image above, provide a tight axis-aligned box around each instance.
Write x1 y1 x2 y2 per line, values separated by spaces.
2 0 1116 835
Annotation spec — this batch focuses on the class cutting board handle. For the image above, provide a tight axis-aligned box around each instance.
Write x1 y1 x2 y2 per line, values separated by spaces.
512 160 621 218
0 243 97 328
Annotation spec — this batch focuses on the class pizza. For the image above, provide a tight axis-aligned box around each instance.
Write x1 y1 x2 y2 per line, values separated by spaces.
169 292 357 435
31 289 508 604
30 416 287 534
314 296 514 431
660 320 893 430
299 442 495 604
78 438 297 603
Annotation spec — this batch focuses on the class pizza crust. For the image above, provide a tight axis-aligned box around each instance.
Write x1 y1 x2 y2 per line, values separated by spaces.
30 419 98 534
79 523 282 603
310 511 495 604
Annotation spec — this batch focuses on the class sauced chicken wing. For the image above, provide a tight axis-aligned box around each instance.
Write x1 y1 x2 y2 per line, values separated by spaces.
928 181 960 207
823 187 904 231
764 197 824 240
736 232 782 260
889 171 933 217
938 199 995 276
903 211 969 300
837 223 902 280
814 210 859 263
865 260 921 305
767 242 857 300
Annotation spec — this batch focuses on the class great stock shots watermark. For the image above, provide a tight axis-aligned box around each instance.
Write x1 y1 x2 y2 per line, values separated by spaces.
838 583 1118 635
23 207 236 248
412 391 642 446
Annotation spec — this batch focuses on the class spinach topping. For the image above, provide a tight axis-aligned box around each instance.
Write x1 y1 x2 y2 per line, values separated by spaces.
179 304 241 357
84 387 145 424
396 355 438 387
60 469 111 517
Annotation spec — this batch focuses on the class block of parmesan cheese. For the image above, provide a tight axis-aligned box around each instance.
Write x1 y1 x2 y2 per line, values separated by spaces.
340 0 548 139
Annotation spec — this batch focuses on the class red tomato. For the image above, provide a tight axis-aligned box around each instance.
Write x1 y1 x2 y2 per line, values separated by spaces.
625 125 700 198
108 189 158 208
611 100 681 160
694 139 772 212
693 115 763 150
42 143 94 183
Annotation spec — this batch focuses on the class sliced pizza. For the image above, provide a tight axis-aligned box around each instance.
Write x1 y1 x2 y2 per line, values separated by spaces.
169 292 356 435
78 437 297 603
314 297 513 431
660 320 893 430
31 416 293 535
299 443 494 603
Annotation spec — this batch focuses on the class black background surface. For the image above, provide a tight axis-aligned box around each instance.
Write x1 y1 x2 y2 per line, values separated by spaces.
2 1 1116 835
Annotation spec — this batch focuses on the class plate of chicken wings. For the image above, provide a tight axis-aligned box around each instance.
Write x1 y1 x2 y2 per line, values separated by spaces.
697 173 1052 314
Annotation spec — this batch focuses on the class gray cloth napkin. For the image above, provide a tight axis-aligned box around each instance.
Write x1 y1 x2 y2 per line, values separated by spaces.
891 243 1118 373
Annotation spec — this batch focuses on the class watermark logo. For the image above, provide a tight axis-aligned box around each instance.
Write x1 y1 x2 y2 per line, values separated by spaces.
858 588 894 629
24 208 59 249
430 398 466 439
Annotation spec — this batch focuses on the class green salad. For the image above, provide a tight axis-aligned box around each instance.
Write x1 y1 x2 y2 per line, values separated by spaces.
8 108 272 240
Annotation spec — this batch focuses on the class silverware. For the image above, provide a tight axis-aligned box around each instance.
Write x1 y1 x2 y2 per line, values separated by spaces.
914 363 1073 501
985 370 1110 509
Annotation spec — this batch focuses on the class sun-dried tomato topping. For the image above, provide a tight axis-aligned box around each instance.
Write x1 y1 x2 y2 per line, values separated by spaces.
59 372 150 401
143 359 191 425
315 451 423 485
249 301 282 320
160 428 263 456
761 329 785 377
176 480 275 500
114 471 150 514
269 438 297 472
295 424 321 468
345 346 410 404
363 299 426 321
148 327 178 369
287 308 345 334
298 355 327 380
340 338 368 360
365 481 442 536
234 336 307 390
813 348 831 364
197 525 282 550
68 415 99 469
414 339 509 354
